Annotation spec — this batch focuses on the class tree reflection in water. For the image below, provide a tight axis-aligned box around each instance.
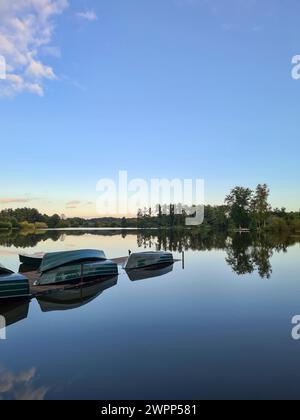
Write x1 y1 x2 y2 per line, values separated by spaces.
136 230 298 279
0 229 299 280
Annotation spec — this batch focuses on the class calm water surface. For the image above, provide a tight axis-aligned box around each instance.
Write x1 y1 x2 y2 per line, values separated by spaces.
0 229 300 400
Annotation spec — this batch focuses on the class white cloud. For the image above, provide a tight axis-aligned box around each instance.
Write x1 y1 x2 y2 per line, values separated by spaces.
76 11 98 22
0 0 68 97
27 59 56 79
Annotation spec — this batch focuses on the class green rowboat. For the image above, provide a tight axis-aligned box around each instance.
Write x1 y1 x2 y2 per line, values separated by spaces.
36 260 118 286
40 249 107 273
125 252 174 270
0 265 30 300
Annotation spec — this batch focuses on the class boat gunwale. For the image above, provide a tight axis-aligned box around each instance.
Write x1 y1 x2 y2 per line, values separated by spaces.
39 249 107 273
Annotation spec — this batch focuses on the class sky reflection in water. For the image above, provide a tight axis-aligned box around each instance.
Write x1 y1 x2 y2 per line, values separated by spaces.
0 230 300 400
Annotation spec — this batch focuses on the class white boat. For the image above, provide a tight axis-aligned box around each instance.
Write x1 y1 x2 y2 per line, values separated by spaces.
124 251 174 270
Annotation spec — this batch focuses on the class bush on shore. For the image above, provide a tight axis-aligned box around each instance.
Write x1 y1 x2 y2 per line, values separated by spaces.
18 221 35 230
34 222 48 229
0 220 12 230
266 217 300 233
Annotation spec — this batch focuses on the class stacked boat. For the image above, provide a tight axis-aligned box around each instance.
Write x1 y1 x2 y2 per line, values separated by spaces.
0 264 30 300
20 249 118 286
0 249 175 301
124 251 174 270
124 251 174 281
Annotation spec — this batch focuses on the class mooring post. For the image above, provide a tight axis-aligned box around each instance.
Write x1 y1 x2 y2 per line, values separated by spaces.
182 251 185 270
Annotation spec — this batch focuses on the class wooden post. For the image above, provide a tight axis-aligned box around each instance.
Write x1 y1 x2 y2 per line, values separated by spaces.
182 251 185 270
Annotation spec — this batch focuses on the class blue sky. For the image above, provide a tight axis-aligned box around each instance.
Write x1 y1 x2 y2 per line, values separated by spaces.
0 0 300 217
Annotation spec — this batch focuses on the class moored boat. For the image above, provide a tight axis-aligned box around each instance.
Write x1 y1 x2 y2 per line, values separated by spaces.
19 249 107 273
125 251 174 270
36 259 118 286
0 265 30 300
39 249 106 273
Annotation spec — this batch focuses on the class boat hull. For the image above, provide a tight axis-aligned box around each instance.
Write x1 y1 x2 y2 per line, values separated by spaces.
125 252 174 270
40 249 106 273
37 260 118 286
0 273 30 300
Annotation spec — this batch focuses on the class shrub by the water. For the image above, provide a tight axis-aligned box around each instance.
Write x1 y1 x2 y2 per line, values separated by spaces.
18 221 35 230
34 222 48 229
0 220 12 230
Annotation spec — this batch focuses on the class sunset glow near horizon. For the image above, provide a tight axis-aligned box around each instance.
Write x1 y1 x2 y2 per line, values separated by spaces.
1 0 300 217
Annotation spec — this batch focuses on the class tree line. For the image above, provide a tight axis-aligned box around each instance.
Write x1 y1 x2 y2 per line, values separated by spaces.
137 184 300 233
0 184 299 233
0 207 139 231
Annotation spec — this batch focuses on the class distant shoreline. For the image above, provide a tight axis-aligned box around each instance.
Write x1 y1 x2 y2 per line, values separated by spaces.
41 227 159 231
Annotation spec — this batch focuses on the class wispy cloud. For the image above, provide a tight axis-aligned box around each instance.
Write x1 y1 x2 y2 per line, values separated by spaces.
66 200 81 205
41 46 62 58
61 74 87 92
66 200 81 209
0 0 69 97
65 200 94 209
0 198 34 204
76 10 98 22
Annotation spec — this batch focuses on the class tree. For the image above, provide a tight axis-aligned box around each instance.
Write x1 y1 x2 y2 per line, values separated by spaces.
47 214 61 228
273 207 287 219
158 204 163 227
225 187 253 229
169 204 175 227
252 184 271 230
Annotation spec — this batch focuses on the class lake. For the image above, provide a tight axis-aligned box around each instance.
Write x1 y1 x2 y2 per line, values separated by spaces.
0 229 300 400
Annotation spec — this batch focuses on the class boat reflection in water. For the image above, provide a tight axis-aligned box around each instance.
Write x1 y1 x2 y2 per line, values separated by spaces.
126 262 174 282
37 276 118 312
0 255 175 328
0 298 30 327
